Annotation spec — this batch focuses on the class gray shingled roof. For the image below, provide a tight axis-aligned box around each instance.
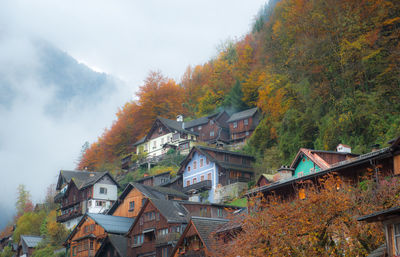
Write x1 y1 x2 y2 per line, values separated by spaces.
190 217 228 250
108 234 127 257
21 235 43 248
367 244 386 257
87 214 134 234
150 198 189 223
184 112 221 128
158 117 198 136
226 107 258 123
132 136 146 146
57 170 114 190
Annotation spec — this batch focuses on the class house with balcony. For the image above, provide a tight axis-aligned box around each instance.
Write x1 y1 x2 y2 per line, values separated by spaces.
133 116 199 159
107 182 188 219
247 138 400 200
171 216 229 257
65 213 133 257
184 111 230 146
178 146 254 203
54 170 119 230
227 107 261 145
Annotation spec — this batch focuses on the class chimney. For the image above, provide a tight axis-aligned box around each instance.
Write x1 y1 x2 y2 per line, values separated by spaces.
273 166 294 181
176 115 183 122
143 173 149 177
337 144 351 153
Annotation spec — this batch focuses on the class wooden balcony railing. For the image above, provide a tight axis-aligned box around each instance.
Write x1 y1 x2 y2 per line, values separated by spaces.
183 180 212 193
155 232 181 246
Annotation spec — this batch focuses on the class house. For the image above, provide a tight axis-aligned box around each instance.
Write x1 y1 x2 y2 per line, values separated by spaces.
255 174 275 187
159 174 184 192
54 170 120 229
135 171 172 187
184 111 230 145
17 235 43 257
171 217 229 257
65 213 134 257
94 234 127 257
247 138 400 200
107 182 188 218
357 206 400 256
133 117 199 158
178 146 254 203
226 107 261 145
0 225 14 251
127 198 240 257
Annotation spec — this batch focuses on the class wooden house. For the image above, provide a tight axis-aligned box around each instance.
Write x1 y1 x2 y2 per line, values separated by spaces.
54 170 120 230
127 198 241 257
17 235 43 257
227 107 261 145
184 111 230 146
135 171 172 187
178 146 254 203
357 206 400 256
65 213 133 257
107 183 188 218
133 117 199 158
247 137 400 201
94 234 127 257
171 217 229 257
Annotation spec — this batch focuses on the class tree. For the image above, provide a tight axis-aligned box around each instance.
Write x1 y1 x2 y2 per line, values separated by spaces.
16 184 33 217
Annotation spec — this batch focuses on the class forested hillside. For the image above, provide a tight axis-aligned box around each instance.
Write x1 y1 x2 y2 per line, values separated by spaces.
78 0 400 171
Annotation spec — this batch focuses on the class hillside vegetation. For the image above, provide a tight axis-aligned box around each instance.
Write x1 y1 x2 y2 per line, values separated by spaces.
78 0 400 172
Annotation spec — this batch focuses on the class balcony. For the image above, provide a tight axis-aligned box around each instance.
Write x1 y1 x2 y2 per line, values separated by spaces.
56 206 83 223
155 232 181 246
183 180 212 193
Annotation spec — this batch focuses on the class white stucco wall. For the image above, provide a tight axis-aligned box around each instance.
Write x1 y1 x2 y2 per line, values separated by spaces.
63 216 81 230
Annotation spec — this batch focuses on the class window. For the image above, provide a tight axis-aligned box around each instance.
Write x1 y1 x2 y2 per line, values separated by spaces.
156 212 160 221
244 119 248 126
201 175 204 181
186 180 190 186
99 187 107 194
297 172 304 177
233 122 237 128
210 120 214 125
133 234 144 246
129 201 135 211
245 131 249 136
139 217 143 226
207 173 211 180
96 200 104 206
217 208 223 217
200 207 209 217
158 228 168 236
172 133 180 141
191 128 194 132
206 158 210 165
395 224 400 255
200 158 204 167
193 161 197 169
142 198 146 207
153 141 157 149
72 246 77 256
90 240 93 250
159 127 162 133
193 178 197 184
224 154 229 162
198 125 202 130
188 166 191 172
210 131 214 137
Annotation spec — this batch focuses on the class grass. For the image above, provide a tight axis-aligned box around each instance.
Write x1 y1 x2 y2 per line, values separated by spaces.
227 197 248 207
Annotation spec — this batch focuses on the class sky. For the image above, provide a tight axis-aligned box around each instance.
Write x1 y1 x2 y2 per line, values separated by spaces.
0 0 267 228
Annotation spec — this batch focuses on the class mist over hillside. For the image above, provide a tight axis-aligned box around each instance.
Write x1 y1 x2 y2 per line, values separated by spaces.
0 35 133 229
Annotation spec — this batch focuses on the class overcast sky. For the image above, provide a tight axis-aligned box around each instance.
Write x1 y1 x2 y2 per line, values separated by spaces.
0 0 267 228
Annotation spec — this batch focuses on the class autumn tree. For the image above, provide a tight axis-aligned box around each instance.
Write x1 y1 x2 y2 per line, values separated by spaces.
16 184 33 218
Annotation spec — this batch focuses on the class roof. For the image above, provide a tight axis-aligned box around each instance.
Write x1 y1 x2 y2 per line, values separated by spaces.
132 136 146 146
357 206 400 222
56 170 119 190
256 174 275 185
179 146 254 174
157 117 198 136
107 182 187 215
94 234 127 257
150 198 189 223
189 217 228 250
184 112 224 128
20 235 43 248
226 107 258 123
87 214 134 234
247 147 392 196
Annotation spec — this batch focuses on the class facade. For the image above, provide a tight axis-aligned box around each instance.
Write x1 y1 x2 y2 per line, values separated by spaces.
54 170 119 230
247 138 400 200
184 111 230 145
178 146 254 203
107 183 188 218
135 171 171 187
134 117 198 158
94 234 127 257
17 235 43 257
65 213 133 257
127 198 240 257
227 107 261 145
171 217 228 257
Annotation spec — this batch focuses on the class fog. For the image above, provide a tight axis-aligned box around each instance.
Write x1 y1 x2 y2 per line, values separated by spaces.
0 0 267 228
